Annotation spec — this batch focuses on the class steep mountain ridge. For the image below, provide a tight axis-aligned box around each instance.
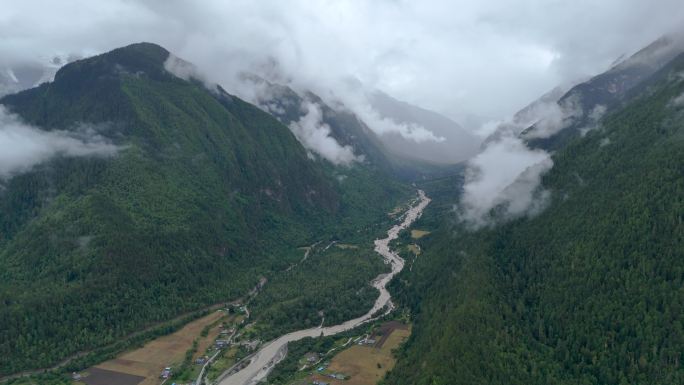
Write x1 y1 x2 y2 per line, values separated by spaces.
0 42 408 375
239 74 393 170
238 74 465 180
527 35 684 150
369 90 481 163
484 35 684 151
386 40 684 385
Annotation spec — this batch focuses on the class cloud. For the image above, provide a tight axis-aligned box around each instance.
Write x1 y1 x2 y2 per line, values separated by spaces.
0 106 119 179
520 95 583 139
458 135 552 228
332 89 446 143
232 74 446 144
671 92 684 107
579 104 608 136
362 112 445 143
164 53 219 93
2 0 683 127
288 101 361 165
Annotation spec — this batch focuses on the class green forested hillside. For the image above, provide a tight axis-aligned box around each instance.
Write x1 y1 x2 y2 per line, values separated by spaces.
0 43 408 375
386 54 684 384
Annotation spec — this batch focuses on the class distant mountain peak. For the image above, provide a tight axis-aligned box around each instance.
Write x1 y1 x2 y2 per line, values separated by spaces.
486 34 684 151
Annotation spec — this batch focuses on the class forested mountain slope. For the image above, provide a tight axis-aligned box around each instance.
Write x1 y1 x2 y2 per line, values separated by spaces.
369 90 481 164
0 43 407 375
386 52 684 384
240 75 392 170
240 75 462 180
484 35 684 152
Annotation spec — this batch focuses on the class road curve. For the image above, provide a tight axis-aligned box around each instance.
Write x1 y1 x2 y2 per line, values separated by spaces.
216 190 430 385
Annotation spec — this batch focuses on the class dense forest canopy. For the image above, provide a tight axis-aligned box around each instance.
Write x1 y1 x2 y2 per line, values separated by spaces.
0 43 409 375
385 53 684 385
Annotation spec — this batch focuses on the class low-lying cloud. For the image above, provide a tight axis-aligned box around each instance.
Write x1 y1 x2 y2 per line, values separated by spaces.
231 74 446 144
288 101 361 165
519 95 583 139
579 104 608 136
164 53 220 93
0 106 119 179
348 102 445 143
459 93 567 227
672 92 684 107
459 135 552 228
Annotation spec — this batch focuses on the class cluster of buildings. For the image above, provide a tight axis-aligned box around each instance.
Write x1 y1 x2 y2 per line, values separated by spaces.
160 366 172 379
304 352 320 364
316 361 329 372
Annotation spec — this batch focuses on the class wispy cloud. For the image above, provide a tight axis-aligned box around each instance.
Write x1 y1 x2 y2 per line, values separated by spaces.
3 0 682 126
164 53 219 93
519 95 583 139
288 101 362 165
671 91 684 107
458 135 552 228
0 106 119 179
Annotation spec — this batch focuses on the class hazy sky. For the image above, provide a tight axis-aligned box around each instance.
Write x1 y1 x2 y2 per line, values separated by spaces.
2 0 684 125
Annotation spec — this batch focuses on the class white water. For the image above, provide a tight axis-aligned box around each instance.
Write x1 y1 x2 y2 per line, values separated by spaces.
217 190 430 385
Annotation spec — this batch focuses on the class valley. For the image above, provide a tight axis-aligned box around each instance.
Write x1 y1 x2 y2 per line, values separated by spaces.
2 8 684 385
0 43 412 383
47 190 428 385
217 190 429 385
75 310 232 385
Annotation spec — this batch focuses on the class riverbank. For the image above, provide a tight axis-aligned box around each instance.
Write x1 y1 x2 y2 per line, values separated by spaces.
217 190 430 385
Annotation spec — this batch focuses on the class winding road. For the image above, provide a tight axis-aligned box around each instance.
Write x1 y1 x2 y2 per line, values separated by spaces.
216 190 430 385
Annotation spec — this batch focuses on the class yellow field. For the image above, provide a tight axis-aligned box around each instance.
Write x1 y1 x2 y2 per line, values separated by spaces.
83 310 227 385
410 229 430 239
311 325 410 385
407 244 421 255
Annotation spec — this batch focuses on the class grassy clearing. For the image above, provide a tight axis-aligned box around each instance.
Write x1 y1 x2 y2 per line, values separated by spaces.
407 244 421 255
410 229 430 239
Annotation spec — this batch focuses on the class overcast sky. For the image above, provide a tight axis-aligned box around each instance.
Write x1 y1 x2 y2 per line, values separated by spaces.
2 0 684 126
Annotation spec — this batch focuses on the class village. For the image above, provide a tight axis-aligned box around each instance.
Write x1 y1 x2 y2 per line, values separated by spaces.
69 299 410 385
265 320 411 385
69 301 262 385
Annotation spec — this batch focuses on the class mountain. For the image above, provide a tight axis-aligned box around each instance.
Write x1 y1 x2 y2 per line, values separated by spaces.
386 44 684 384
485 35 684 151
238 74 392 170
0 55 73 97
482 85 571 147
0 43 408 375
369 90 481 164
238 75 465 180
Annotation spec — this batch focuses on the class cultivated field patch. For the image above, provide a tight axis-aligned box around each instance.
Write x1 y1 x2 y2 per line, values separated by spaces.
305 322 410 385
76 310 226 385
79 367 144 385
